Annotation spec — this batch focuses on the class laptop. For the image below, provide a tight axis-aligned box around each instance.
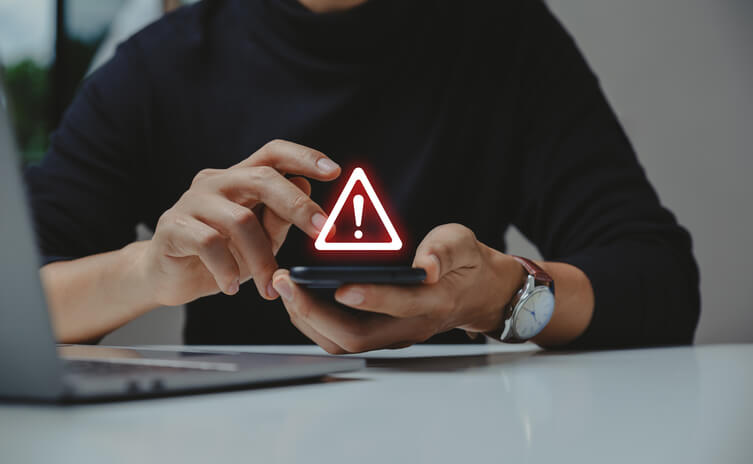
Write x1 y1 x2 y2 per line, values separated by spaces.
0 73 363 402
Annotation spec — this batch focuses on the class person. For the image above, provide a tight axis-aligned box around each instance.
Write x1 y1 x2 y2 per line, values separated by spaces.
27 0 700 352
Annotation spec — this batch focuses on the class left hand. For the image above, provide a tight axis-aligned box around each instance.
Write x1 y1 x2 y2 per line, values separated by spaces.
272 223 527 354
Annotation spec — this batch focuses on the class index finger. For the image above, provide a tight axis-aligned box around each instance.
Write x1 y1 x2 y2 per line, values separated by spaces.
211 166 328 239
235 139 341 181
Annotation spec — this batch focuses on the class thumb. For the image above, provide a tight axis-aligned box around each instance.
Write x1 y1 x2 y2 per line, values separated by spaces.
412 223 479 284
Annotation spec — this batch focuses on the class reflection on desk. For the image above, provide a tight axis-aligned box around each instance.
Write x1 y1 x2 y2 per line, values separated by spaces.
1 344 751 464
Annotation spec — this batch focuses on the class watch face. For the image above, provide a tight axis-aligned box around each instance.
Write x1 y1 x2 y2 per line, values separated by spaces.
512 287 555 340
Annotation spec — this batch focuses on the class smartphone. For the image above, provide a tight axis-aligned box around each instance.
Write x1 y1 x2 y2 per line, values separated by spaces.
290 266 427 288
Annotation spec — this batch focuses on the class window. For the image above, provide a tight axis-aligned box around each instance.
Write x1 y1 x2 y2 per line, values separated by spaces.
0 0 193 164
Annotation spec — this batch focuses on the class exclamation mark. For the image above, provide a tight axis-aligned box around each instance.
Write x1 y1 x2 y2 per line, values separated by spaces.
353 194 364 239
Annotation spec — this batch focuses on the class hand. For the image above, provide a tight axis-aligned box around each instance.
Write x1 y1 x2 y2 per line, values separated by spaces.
272 223 527 354
139 140 340 307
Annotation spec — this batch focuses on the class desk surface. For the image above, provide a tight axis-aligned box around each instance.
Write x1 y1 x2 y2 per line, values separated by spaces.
1 343 751 463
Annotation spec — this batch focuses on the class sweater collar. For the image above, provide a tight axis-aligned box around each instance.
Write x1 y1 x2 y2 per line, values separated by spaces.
247 0 423 66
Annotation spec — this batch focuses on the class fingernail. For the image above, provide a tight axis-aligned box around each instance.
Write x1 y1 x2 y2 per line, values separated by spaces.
337 289 364 306
311 212 327 231
227 279 240 295
266 281 279 299
316 158 339 174
273 278 293 301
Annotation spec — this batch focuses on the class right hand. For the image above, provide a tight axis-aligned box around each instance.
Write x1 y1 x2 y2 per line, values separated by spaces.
140 140 340 306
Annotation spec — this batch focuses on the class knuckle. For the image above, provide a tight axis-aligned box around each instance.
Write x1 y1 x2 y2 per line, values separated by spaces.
191 168 216 186
230 206 256 228
157 211 187 234
251 165 277 182
287 309 301 327
155 213 185 253
460 225 476 241
302 148 322 165
291 193 311 212
266 139 285 150
444 223 474 240
444 222 466 233
197 229 225 250
176 189 201 208
298 300 313 320
156 210 175 229
287 296 310 320
261 139 286 157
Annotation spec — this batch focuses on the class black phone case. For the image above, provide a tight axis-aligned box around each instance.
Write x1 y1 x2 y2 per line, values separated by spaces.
289 266 426 288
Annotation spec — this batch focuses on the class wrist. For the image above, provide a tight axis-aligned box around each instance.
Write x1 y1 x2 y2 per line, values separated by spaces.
473 247 527 334
117 241 162 317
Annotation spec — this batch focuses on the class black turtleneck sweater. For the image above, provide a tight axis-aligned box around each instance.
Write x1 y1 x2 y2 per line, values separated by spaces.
26 0 700 347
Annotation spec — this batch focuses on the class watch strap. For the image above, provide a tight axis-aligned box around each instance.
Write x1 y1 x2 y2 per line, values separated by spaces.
511 256 553 286
486 256 554 342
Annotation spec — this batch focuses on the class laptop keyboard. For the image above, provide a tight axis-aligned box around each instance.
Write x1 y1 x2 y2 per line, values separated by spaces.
64 359 206 376
62 354 240 378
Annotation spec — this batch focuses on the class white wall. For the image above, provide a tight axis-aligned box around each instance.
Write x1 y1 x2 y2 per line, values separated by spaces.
106 0 753 345
510 0 753 343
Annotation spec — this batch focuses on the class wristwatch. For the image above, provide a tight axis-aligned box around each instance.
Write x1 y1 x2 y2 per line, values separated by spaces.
491 256 555 343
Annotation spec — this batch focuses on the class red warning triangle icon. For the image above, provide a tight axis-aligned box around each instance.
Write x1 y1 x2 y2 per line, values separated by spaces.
315 167 402 251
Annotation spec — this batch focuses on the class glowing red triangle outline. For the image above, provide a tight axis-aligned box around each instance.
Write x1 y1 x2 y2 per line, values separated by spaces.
315 167 402 251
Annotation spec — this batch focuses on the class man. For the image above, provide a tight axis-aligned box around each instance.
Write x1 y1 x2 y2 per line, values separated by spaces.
27 0 700 352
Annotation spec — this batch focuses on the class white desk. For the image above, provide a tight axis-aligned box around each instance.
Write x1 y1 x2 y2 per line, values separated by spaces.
1 344 751 463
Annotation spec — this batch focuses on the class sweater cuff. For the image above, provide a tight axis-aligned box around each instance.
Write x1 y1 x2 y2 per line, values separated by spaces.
40 255 76 266
558 244 645 349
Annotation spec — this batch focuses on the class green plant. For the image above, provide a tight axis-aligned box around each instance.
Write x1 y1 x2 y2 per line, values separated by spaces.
5 59 51 164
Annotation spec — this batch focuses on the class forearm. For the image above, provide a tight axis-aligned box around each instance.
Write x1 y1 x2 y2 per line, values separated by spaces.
531 261 594 347
40 241 158 343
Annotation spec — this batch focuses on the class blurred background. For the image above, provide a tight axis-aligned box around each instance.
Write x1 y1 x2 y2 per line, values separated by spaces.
1 0 750 345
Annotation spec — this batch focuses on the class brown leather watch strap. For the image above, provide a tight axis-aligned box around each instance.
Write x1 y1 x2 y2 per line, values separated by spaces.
482 256 554 342
511 256 553 285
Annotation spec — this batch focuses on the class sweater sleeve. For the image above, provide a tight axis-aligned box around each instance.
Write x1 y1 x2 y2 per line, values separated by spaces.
25 40 152 264
508 1 700 348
